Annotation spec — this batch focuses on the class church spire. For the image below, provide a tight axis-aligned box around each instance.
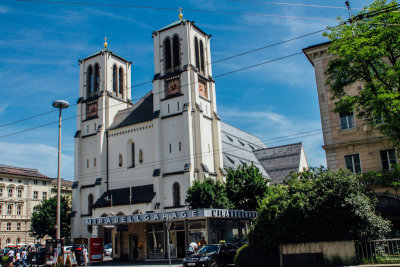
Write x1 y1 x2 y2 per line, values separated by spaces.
179 7 183 20
104 36 108 48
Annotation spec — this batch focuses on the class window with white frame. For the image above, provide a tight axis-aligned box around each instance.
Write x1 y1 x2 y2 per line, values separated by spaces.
345 154 361 173
17 189 22 198
0 188 3 197
33 180 38 185
340 112 355 130
7 205 12 215
7 223 11 231
17 223 21 231
33 206 38 213
16 205 22 216
42 181 46 186
8 188 12 198
380 149 397 170
42 192 47 200
33 191 38 199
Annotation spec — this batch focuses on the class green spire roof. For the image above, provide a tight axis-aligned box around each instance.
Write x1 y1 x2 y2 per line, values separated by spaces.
156 19 188 32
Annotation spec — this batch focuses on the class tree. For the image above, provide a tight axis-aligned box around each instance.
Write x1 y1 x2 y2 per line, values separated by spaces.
186 178 232 209
225 163 269 210
237 169 391 267
30 195 71 240
324 0 400 147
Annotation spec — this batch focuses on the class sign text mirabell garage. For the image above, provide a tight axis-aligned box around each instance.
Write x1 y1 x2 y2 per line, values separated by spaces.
83 209 258 226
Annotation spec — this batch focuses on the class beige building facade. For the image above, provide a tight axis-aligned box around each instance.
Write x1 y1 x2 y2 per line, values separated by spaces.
303 42 397 174
0 164 72 247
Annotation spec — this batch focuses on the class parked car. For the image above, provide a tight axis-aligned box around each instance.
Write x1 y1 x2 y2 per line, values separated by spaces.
104 243 112 256
183 243 239 267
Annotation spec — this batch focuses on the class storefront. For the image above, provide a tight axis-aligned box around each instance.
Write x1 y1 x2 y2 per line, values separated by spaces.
84 209 257 261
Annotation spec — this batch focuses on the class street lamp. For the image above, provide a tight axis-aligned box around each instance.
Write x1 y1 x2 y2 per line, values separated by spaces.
52 100 69 240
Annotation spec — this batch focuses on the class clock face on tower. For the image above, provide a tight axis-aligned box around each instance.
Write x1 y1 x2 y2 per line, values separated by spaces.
86 100 98 118
166 78 181 96
198 81 208 99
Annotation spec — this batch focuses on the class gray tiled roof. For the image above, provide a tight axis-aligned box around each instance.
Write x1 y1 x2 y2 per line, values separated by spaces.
109 91 154 130
93 184 155 209
253 142 303 184
221 122 270 178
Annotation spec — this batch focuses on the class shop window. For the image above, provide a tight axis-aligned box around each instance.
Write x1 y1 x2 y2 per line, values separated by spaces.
340 112 355 130
345 154 361 173
380 149 397 170
173 182 180 207
147 223 165 258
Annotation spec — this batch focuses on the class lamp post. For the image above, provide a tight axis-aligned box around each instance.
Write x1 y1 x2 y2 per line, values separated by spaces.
52 100 69 240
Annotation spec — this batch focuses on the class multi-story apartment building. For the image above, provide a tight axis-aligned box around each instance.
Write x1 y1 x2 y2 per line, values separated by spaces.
303 42 400 234
0 164 72 247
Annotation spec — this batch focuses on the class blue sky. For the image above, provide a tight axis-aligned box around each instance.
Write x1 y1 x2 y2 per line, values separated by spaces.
0 0 373 179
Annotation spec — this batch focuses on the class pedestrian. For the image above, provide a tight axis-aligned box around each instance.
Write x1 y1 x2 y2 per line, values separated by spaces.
7 249 14 267
15 250 21 267
189 241 198 253
21 249 27 267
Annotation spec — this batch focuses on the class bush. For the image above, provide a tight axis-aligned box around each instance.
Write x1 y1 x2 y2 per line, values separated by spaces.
2 256 9 263
234 244 279 267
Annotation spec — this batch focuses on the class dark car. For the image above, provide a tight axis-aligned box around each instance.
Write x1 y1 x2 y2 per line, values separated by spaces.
183 243 239 267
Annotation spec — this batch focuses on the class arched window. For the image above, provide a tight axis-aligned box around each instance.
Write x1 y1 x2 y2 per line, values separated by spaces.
194 37 200 70
88 194 94 216
16 238 20 244
119 154 123 167
173 182 180 207
131 142 135 167
119 67 124 96
7 205 12 215
199 40 205 73
164 37 172 73
173 35 180 71
139 149 143 164
93 63 100 95
112 65 118 93
86 66 93 98
6 238 10 244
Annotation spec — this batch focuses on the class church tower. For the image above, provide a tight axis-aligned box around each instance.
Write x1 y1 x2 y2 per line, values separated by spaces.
72 39 132 238
151 14 224 209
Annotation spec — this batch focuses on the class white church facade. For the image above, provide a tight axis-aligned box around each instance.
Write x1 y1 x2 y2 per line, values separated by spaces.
71 17 308 261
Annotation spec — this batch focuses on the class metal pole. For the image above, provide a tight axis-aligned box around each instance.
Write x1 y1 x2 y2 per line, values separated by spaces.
56 107 62 240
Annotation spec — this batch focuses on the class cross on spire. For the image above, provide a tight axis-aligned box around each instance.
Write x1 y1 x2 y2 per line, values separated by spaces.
104 36 108 48
179 7 183 20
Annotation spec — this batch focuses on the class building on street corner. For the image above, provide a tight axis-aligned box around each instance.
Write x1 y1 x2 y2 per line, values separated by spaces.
0 164 72 247
71 16 309 261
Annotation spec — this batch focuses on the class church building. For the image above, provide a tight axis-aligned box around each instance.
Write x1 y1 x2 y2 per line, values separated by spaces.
71 15 308 261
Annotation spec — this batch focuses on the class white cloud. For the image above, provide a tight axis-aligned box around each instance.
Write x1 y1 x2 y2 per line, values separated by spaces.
0 5 10 14
0 104 7 114
0 141 74 178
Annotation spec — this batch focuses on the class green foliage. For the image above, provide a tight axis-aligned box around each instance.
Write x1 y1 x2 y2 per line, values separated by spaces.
360 165 400 190
2 256 9 263
323 0 400 147
226 163 269 210
30 195 71 239
185 177 232 209
249 168 391 254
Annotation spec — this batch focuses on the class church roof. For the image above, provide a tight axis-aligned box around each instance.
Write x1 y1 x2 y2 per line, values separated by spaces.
156 19 189 32
93 184 155 208
221 122 270 178
79 48 130 63
253 142 303 185
109 91 154 130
